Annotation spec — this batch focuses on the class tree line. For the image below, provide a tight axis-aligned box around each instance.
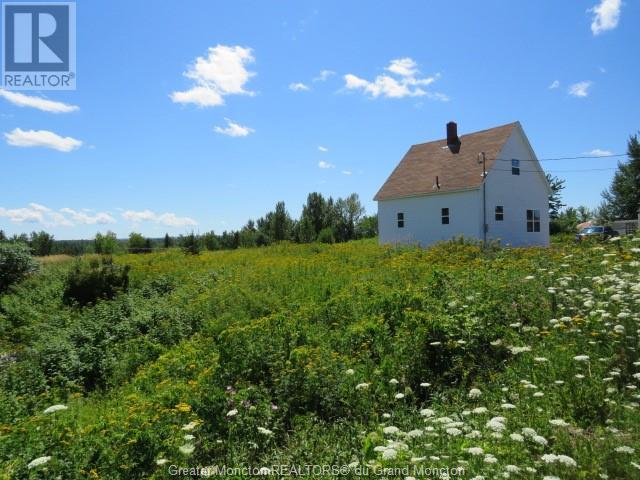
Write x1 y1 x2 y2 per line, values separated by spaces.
547 132 640 234
0 192 377 256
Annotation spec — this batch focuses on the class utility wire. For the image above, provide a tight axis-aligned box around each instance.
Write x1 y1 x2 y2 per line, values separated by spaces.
491 153 626 163
492 167 617 173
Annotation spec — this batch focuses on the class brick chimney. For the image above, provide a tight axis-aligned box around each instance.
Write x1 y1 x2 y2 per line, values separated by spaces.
447 121 461 154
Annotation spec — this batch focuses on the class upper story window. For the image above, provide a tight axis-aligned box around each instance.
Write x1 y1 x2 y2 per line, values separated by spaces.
495 205 504 221
511 159 520 175
441 208 450 225
397 212 404 228
526 209 540 232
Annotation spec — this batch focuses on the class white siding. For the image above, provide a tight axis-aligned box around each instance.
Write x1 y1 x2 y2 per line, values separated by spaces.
484 127 550 247
378 189 482 247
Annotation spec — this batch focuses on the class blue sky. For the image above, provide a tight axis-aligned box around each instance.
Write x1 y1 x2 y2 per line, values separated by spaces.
1 0 638 240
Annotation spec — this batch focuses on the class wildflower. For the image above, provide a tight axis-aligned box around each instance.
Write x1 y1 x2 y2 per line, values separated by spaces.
345 369 355 375
472 407 488 414
420 382 431 387
466 447 484 456
179 444 195 455
532 435 548 446
486 417 506 432
156 458 168 465
534 357 548 363
257 427 274 436
43 404 68 414
466 430 482 439
574 355 590 362
383 426 400 435
541 454 577 467
549 419 570 427
407 429 423 438
509 433 524 442
575 374 585 379
419 408 435 417
382 413 391 419
615 446 635 454
389 378 399 385
395 393 405 400
226 409 238 417
182 421 198 431
27 456 51 469
446 427 462 436
521 427 537 437
483 455 498 464
355 383 370 390
382 448 398 460
509 345 532 355
468 388 482 399
501 403 516 409
505 465 519 473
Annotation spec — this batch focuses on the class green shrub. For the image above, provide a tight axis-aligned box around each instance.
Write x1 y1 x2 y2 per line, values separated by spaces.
317 227 335 244
63 257 130 306
0 242 38 293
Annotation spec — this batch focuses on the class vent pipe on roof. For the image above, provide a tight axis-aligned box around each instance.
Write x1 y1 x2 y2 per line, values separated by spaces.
446 121 461 154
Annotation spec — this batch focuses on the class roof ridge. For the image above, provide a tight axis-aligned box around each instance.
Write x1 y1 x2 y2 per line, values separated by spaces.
410 121 519 148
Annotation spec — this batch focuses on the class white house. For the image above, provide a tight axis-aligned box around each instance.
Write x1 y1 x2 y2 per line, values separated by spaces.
374 121 550 247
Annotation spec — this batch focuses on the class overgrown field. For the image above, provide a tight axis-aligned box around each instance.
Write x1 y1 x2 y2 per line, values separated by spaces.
1 238 639 479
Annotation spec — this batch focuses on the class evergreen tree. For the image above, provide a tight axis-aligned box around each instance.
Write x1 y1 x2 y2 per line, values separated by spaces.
546 174 566 220
601 134 640 219
163 233 173 249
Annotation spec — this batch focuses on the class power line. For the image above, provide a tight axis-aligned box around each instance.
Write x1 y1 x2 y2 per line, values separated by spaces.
491 153 626 163
493 167 617 173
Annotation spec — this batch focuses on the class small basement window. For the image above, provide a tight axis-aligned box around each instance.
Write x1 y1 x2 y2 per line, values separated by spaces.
495 205 504 221
397 212 404 228
511 159 520 175
441 208 449 225
526 209 540 232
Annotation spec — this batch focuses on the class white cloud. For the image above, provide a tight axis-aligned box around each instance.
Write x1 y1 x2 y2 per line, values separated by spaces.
548 80 560 89
170 45 255 107
344 58 446 100
0 203 113 227
568 81 592 97
318 160 334 169
0 89 78 113
122 210 197 227
590 0 622 35
59 208 116 225
583 148 613 156
289 82 309 91
318 146 329 152
341 170 352 175
4 128 82 152
386 57 418 77
313 69 335 82
214 118 254 137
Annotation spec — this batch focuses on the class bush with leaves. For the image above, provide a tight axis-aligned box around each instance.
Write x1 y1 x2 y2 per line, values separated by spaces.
0 242 38 293
62 257 130 306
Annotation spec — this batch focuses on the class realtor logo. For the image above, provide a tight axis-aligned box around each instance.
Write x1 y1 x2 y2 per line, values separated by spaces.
2 1 76 89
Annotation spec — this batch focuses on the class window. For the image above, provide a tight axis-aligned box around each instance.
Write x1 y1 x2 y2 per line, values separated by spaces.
397 212 404 228
511 159 520 175
441 208 449 225
495 205 504 221
526 209 540 232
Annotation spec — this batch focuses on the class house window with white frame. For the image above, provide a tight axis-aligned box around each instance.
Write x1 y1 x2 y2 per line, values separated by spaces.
526 209 540 232
511 159 520 175
495 205 504 221
441 208 449 225
397 212 404 228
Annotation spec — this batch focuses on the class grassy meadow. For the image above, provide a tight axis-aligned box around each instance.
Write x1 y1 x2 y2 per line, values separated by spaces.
1 237 639 479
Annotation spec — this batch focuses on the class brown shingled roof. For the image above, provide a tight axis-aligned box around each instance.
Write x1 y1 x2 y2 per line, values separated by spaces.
374 122 519 201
